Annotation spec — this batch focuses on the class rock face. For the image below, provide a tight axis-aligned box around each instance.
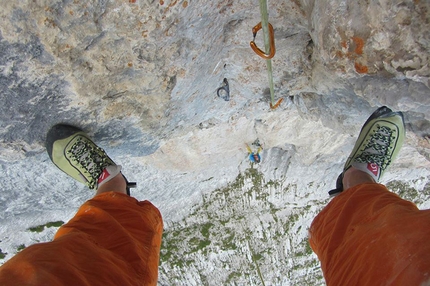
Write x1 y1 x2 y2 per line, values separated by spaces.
0 0 429 284
306 0 430 82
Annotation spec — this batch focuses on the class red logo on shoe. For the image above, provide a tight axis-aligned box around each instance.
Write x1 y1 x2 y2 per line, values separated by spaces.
98 168 110 184
367 163 379 176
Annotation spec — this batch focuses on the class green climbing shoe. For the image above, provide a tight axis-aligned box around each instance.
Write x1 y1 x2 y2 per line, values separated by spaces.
46 124 120 190
329 106 405 196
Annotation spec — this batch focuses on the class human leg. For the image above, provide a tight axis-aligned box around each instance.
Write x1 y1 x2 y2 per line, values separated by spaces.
342 166 375 190
309 107 430 285
0 124 163 285
96 172 127 195
0 193 163 286
310 183 430 285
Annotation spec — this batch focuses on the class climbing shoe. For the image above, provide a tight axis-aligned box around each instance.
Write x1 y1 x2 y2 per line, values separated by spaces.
329 106 405 196
46 124 136 194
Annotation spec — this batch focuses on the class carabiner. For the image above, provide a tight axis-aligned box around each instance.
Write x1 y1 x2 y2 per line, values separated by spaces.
250 22 276 59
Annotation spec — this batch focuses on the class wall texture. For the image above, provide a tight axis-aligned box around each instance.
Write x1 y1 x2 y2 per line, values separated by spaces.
0 0 429 284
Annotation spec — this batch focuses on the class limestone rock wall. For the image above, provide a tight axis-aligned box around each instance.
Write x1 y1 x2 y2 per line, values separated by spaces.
0 0 429 284
1 0 428 161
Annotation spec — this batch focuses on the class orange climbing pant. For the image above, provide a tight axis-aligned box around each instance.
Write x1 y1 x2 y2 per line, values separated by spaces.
0 192 163 286
309 183 430 285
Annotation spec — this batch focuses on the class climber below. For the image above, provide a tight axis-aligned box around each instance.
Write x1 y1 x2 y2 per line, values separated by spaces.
246 142 262 163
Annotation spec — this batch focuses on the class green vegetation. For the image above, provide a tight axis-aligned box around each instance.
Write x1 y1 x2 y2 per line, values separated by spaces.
0 249 6 259
386 179 430 205
200 222 213 238
28 221 64 233
159 168 325 285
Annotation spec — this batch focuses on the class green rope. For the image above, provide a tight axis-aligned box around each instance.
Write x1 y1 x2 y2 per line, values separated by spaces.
258 0 275 106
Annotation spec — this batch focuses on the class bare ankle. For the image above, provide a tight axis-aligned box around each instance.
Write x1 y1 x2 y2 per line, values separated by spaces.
343 167 375 190
96 173 127 196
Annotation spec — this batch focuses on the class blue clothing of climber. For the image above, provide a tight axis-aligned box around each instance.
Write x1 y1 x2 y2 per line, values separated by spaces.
250 152 261 163
246 144 262 163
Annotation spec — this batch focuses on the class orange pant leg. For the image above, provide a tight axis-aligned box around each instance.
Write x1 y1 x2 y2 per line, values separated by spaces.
309 183 430 286
0 192 163 286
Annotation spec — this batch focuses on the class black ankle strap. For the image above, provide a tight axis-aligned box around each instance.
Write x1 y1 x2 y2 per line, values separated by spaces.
328 173 344 197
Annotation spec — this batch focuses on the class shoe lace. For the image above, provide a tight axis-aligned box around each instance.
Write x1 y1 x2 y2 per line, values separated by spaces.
355 125 394 170
67 137 111 189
